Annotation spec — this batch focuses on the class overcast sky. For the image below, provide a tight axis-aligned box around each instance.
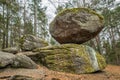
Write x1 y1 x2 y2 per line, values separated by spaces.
42 0 120 23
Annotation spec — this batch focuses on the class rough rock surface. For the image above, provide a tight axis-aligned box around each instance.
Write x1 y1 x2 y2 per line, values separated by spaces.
17 51 42 64
0 51 37 69
24 44 107 74
19 35 48 51
2 47 20 54
0 51 15 68
12 54 38 69
50 8 104 44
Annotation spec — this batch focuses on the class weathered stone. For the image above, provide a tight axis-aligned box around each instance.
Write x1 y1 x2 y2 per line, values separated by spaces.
12 54 38 69
0 51 15 68
50 8 104 44
0 51 37 69
19 35 48 51
33 44 106 74
2 47 20 54
17 51 42 65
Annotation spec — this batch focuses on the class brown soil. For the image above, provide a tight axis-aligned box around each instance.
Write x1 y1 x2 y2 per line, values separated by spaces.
0 65 119 80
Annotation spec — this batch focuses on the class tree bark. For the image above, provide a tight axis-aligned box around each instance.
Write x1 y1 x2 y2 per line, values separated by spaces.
95 35 101 53
2 4 6 49
34 0 37 36
23 0 26 35
6 4 9 48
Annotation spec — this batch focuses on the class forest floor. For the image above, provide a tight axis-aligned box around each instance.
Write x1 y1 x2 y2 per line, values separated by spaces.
0 65 119 80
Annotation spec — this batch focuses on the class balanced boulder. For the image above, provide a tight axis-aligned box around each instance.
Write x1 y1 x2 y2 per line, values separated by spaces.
50 8 104 44
19 35 48 51
31 44 106 74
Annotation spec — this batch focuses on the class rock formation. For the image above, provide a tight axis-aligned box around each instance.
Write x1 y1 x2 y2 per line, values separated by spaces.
32 44 106 74
0 8 106 76
0 51 38 69
19 35 48 51
12 54 38 69
50 8 104 44
47 8 106 74
2 47 20 54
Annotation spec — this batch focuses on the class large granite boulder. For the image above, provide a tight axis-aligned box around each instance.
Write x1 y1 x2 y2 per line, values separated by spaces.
0 51 37 69
19 35 48 51
50 8 104 44
22 44 106 74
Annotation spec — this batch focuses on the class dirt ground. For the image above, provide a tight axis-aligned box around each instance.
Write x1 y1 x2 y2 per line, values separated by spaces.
0 65 120 80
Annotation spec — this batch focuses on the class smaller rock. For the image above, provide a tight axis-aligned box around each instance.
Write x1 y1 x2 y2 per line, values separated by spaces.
2 47 20 54
0 51 38 69
19 35 49 51
0 51 15 68
17 51 42 65
12 54 38 69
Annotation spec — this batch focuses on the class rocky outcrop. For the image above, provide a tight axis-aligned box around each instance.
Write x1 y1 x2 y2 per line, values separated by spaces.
19 35 48 51
0 51 37 69
22 44 107 74
50 8 104 44
0 7 106 77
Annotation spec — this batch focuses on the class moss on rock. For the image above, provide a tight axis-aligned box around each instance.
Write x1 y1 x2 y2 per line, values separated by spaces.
96 52 107 69
57 8 104 23
34 44 107 74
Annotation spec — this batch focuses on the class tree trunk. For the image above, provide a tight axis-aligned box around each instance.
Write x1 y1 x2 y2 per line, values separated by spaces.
111 27 115 50
95 35 101 53
34 0 37 36
2 4 5 49
23 0 26 35
83 0 86 7
116 26 120 40
6 4 9 48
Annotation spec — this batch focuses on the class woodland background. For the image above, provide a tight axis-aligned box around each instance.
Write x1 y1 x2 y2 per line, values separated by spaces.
0 0 120 65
